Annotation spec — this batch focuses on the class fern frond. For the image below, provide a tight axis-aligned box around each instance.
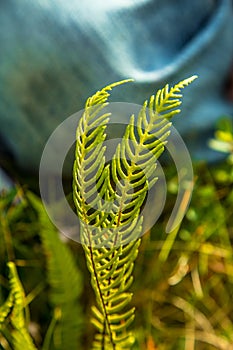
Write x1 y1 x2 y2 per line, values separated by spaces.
155 75 198 118
73 80 133 233
28 192 83 350
7 262 37 350
7 262 26 330
73 77 197 349
12 328 37 350
82 239 141 349
0 293 13 330
108 102 173 246
86 79 133 108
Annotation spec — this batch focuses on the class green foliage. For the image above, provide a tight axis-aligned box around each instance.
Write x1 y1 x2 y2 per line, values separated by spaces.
132 160 233 350
2 75 232 350
28 193 83 350
73 77 197 349
0 190 84 349
0 261 37 350
0 290 13 329
155 76 197 118
0 129 233 350
209 116 233 163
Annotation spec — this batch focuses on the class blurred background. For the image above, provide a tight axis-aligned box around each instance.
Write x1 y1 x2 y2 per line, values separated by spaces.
0 0 233 188
0 1 233 349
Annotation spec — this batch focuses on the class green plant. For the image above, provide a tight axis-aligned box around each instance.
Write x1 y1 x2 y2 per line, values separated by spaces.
0 189 84 350
73 76 197 349
1 76 233 350
28 193 83 350
0 76 197 349
209 117 233 162
0 261 37 350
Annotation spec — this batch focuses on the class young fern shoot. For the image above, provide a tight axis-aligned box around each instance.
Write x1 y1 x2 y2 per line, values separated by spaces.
73 76 197 349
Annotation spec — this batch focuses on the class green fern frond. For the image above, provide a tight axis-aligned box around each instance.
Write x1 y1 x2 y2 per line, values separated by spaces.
12 328 37 350
107 101 173 245
28 192 83 350
0 293 13 330
82 239 141 349
5 262 37 350
8 262 26 330
28 193 83 303
73 80 133 234
155 75 198 118
73 77 197 349
86 79 133 108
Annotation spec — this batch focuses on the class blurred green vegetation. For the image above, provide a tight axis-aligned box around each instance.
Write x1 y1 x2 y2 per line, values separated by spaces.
0 155 232 349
